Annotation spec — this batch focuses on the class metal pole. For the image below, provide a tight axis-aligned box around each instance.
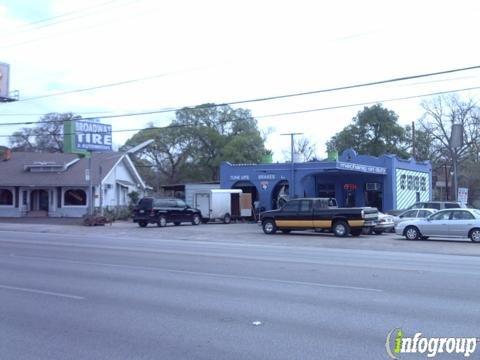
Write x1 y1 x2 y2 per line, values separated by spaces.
453 150 458 201
99 165 103 216
281 132 303 199
88 154 93 215
412 121 415 158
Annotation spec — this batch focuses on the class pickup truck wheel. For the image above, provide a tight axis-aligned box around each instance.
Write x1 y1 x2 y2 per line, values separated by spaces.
138 221 147 228
333 221 349 237
223 214 231 224
350 229 362 237
157 215 167 227
192 214 201 225
262 219 277 234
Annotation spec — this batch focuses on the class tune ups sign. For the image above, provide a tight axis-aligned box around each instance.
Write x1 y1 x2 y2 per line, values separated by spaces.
63 119 112 153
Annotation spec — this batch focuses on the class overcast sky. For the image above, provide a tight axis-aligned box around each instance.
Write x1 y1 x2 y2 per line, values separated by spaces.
1 0 480 160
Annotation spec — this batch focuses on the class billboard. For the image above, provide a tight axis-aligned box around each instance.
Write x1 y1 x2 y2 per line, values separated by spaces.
0 62 10 98
75 120 112 151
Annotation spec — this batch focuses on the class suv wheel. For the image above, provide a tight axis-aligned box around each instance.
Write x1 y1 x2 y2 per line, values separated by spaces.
262 219 277 234
138 221 147 228
157 215 167 227
192 214 201 225
333 221 349 237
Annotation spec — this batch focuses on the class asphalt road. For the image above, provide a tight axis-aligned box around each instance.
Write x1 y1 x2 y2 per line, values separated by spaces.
0 225 479 359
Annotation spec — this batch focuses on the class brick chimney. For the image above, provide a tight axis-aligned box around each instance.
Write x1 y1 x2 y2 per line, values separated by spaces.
2 148 11 161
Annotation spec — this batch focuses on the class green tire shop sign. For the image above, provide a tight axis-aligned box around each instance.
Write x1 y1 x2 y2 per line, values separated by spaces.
64 119 112 153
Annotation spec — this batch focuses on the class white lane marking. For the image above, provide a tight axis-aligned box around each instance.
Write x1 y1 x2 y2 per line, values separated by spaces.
0 284 84 300
2 253 382 293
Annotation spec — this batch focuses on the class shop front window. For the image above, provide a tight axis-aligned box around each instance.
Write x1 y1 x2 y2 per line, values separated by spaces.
0 189 13 205
64 189 87 206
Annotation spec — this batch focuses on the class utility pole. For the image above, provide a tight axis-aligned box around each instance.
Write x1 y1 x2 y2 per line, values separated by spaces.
411 121 415 158
281 132 303 199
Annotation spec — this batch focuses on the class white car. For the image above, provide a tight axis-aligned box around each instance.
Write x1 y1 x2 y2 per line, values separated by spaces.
395 208 480 242
371 212 395 234
393 208 438 227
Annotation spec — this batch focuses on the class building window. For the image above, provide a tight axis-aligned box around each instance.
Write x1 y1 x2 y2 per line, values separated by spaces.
0 189 13 205
64 189 87 206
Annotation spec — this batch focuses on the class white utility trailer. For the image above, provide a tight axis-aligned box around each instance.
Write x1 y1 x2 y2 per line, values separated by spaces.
193 189 252 223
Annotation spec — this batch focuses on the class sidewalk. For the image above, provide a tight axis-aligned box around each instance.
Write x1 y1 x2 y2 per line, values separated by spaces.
0 217 83 226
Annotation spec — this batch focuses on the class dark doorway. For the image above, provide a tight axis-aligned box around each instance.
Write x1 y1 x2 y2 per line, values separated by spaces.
271 180 289 209
365 188 383 211
30 190 49 213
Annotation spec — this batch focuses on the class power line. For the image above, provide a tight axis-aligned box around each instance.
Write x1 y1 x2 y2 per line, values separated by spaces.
6 63 480 106
0 0 137 45
255 85 480 119
0 123 189 138
1 81 480 128
1 0 123 35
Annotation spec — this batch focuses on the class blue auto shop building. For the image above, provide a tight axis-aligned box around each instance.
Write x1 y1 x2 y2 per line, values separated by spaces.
220 149 432 212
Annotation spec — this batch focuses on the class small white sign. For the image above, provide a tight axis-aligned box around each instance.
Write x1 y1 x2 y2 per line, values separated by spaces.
458 187 468 204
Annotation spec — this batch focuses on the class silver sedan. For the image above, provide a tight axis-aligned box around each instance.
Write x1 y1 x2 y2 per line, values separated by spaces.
395 208 480 242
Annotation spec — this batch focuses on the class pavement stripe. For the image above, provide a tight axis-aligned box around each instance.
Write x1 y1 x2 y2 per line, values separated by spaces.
0 284 85 300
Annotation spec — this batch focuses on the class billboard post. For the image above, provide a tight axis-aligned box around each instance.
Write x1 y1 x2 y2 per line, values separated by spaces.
63 119 112 215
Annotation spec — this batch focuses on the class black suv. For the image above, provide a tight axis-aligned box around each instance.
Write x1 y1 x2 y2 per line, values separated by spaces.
133 197 202 227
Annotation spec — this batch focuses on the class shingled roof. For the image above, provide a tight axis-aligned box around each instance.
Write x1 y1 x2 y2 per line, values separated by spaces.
0 152 127 187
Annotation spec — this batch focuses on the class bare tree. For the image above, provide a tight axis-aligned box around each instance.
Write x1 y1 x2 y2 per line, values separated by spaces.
282 136 318 162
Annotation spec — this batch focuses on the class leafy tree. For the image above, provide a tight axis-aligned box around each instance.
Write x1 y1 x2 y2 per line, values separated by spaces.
123 104 270 186
122 125 193 187
174 104 269 180
9 112 81 152
326 104 410 158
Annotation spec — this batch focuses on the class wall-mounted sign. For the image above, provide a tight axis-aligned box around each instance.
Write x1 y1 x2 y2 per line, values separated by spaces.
343 183 357 191
75 120 112 151
260 181 269 190
258 174 276 180
396 169 430 209
337 161 387 175
229 175 250 181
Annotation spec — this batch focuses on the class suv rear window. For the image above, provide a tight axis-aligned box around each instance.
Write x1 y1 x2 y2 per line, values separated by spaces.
426 202 441 210
444 203 461 209
138 198 153 209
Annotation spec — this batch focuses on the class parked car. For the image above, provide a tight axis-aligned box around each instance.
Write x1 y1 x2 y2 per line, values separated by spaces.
387 201 463 216
259 197 378 237
370 212 395 235
393 208 438 227
395 208 480 242
133 197 202 227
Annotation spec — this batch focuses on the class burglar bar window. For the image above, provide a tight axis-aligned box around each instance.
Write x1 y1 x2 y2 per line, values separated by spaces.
64 189 87 206
0 189 13 205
